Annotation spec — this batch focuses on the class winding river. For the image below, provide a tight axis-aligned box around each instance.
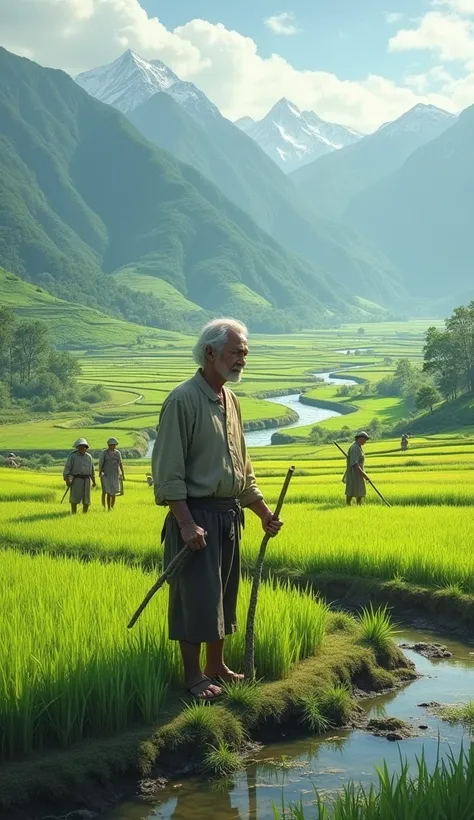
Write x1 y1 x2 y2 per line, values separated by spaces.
244 369 360 448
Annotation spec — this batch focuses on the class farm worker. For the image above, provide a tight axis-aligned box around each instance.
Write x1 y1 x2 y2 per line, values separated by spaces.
5 452 19 468
401 434 408 451
152 318 283 702
146 474 154 487
343 431 370 506
63 438 96 515
99 437 125 510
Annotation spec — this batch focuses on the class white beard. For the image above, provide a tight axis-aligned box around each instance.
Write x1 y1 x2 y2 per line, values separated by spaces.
215 359 243 383
226 370 243 383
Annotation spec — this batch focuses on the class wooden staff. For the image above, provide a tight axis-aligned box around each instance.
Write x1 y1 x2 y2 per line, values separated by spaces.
127 545 191 629
243 466 295 680
333 440 391 508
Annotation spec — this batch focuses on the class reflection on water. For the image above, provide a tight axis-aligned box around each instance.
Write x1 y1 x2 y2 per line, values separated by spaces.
106 628 474 820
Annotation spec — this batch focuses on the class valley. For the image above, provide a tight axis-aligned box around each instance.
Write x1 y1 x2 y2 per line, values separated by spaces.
1 16 474 820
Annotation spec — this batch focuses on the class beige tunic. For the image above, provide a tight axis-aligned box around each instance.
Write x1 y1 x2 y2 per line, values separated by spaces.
152 370 263 508
99 448 123 495
63 451 95 505
343 442 366 498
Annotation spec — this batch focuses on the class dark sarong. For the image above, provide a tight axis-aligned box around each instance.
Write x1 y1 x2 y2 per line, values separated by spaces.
162 497 243 643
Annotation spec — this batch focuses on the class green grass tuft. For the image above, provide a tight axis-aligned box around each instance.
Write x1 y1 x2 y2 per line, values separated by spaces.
357 604 398 657
203 742 243 777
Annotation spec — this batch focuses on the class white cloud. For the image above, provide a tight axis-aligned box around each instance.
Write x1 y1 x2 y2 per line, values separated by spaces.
264 12 299 36
386 12 404 24
0 0 468 132
389 11 474 67
0 0 204 77
434 0 474 14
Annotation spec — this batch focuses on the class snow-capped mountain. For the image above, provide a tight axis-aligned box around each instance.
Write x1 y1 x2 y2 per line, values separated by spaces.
76 50 179 113
375 103 456 139
235 99 362 173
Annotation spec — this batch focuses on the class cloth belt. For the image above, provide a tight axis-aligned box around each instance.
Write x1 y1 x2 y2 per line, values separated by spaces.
162 496 244 543
71 474 92 479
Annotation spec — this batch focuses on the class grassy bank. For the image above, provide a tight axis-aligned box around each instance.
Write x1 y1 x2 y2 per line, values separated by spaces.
0 621 412 813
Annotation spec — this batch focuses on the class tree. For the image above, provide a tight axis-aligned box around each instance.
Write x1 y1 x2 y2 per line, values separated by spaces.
12 321 50 384
357 327 365 337
415 384 440 413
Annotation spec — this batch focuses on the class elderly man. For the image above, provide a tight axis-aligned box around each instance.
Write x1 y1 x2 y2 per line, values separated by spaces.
152 318 283 701
63 438 96 515
99 437 125 510
343 431 370 506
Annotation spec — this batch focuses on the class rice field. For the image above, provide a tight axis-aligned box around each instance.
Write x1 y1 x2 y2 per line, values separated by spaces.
1 319 473 794
0 549 328 762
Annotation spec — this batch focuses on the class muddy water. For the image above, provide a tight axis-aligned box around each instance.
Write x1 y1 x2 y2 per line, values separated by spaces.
107 627 474 820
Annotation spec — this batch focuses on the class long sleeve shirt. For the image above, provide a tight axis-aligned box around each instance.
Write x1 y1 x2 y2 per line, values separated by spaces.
152 370 263 508
63 451 95 480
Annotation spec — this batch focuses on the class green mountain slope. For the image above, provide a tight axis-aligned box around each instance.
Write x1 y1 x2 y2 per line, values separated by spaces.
291 105 455 221
0 267 180 348
0 48 361 332
344 105 474 299
126 90 404 306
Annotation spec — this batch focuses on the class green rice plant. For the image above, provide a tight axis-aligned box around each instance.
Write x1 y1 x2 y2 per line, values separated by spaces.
203 742 243 777
317 684 353 726
357 605 398 656
223 678 265 723
0 550 326 762
274 746 474 819
297 694 330 734
161 703 245 753
433 701 474 732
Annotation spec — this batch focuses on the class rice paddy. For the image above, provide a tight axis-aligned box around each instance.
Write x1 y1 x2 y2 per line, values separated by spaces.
1 319 473 815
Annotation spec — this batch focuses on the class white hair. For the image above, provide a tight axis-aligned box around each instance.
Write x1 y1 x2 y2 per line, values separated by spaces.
192 318 248 368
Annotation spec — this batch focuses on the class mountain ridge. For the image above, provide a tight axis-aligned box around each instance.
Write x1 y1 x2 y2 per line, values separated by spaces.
236 98 362 172
79 50 405 306
0 47 371 333
344 103 474 300
291 103 457 219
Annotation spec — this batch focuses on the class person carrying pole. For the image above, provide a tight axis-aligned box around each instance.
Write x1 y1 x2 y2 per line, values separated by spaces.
152 318 283 702
343 431 370 506
99 437 125 510
63 438 96 515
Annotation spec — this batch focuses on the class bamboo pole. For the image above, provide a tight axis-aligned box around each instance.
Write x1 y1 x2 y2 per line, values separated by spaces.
333 440 391 507
243 466 295 680
127 545 191 628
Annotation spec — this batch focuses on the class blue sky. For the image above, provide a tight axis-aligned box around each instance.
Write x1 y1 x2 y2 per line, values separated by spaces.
2 0 474 130
146 0 435 82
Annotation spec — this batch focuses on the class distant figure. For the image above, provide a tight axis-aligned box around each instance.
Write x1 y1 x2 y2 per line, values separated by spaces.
99 437 125 511
343 431 370 506
146 473 154 487
63 438 96 515
5 452 19 468
401 434 408 451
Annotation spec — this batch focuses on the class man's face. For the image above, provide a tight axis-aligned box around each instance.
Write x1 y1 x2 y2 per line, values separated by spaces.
356 436 368 446
109 444 116 451
78 445 87 456
213 330 249 383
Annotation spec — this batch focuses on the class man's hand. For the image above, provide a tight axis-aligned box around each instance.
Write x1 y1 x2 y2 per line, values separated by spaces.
180 521 207 551
92 480 96 488
66 475 73 486
260 510 283 537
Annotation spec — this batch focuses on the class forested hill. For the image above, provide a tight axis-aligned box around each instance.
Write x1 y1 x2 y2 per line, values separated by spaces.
0 47 378 333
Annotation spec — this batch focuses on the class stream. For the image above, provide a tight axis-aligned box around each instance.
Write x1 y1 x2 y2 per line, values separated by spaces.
105 627 474 820
243 370 361 448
